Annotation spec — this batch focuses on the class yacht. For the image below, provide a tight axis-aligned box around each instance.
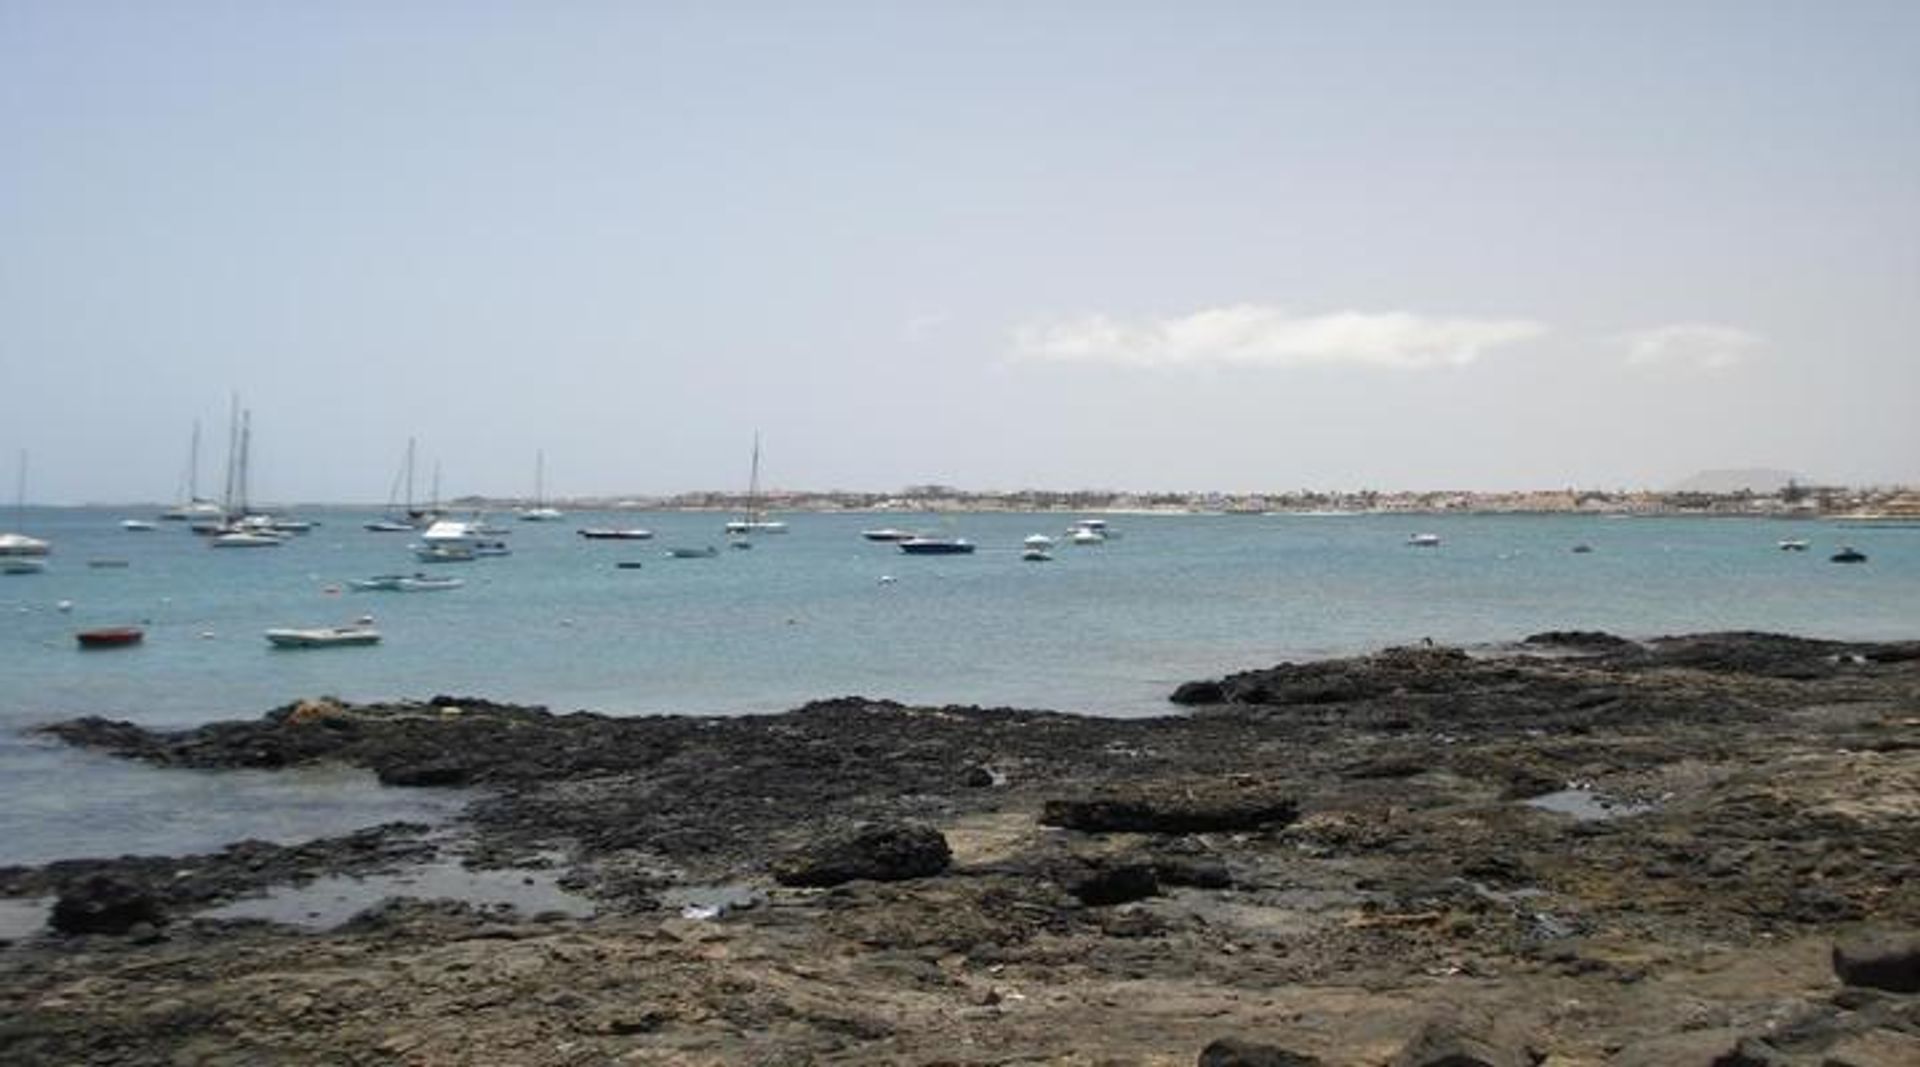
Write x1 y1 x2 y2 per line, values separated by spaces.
898 537 975 555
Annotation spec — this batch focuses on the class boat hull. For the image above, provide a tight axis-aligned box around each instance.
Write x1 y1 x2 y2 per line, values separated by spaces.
265 627 381 649
77 627 144 649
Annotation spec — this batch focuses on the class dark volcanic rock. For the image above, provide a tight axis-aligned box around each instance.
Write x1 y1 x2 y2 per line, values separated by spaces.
1833 933 1920 993
1387 1018 1529 1067
1043 780 1298 834
1171 680 1227 705
1067 862 1160 907
772 823 952 887
48 874 167 935
1523 630 1638 650
1198 1037 1323 1066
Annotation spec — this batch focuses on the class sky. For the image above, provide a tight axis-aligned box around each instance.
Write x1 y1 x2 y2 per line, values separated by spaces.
2 1 1916 503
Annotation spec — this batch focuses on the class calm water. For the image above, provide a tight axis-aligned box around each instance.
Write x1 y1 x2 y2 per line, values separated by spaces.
2 506 1915 864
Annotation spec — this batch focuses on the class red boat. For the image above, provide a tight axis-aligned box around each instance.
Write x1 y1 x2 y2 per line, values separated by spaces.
76 626 144 649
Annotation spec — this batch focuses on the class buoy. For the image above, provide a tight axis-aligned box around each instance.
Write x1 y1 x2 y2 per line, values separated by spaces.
56 600 73 613
878 575 896 585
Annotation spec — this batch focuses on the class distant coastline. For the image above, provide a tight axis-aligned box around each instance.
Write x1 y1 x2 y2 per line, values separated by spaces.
65 482 1920 521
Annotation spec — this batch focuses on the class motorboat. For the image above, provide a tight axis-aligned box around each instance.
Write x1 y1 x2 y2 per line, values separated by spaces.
579 528 654 540
350 574 464 592
862 528 917 542
364 519 415 533
1778 539 1810 551
211 530 284 548
120 519 157 532
1022 548 1053 562
1067 518 1118 540
76 626 143 649
615 561 645 569
898 537 975 555
1407 533 1443 547
415 543 476 563
1831 546 1868 564
1068 527 1105 545
265 625 381 649
1023 534 1055 548
1570 544 1593 554
519 506 564 522
1 557 46 575
667 546 720 559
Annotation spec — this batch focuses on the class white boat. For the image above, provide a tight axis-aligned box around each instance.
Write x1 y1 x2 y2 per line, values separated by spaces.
723 433 787 535
414 543 476 563
364 519 414 533
120 519 157 532
367 437 439 531
1 451 50 557
1067 518 1118 540
211 531 284 548
265 626 381 649
1022 548 1053 562
518 450 564 521
1023 534 1055 548
1068 527 1105 545
160 421 223 522
1408 533 1443 547
350 574 464 592
1778 538 1810 551
861 528 917 542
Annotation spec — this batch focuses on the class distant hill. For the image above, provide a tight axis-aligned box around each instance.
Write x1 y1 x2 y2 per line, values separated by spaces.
1669 468 1808 494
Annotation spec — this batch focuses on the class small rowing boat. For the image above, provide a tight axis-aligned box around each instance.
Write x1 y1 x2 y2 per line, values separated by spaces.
76 626 144 649
265 626 381 649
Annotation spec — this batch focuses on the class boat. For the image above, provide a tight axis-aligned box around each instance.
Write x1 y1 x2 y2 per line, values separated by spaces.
1 451 50 558
1570 544 1593 554
1022 548 1053 562
615 561 645 569
1831 546 1868 564
414 543 476 563
667 546 720 559
1407 533 1443 547
898 537 975 555
1778 539 1810 551
723 433 788 535
1 557 46 575
579 528 654 540
265 626 381 649
518 450 564 521
861 528 917 542
1023 534 1055 549
349 574 464 592
211 530 284 548
87 558 130 568
120 519 157 532
159 421 224 522
1067 518 1118 540
367 438 437 531
76 626 143 649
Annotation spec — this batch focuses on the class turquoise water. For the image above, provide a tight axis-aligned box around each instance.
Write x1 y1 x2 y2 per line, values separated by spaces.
2 507 1915 865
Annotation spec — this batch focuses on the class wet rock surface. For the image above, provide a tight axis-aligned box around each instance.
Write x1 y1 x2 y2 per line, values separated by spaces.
3 631 1919 1064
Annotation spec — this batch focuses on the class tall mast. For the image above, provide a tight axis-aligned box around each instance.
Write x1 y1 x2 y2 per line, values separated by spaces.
221 394 239 517
238 409 253 516
405 437 416 514
187 419 201 503
747 432 761 521
535 449 545 508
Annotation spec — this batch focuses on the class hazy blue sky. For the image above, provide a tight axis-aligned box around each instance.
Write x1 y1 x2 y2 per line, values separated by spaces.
3 1 1915 502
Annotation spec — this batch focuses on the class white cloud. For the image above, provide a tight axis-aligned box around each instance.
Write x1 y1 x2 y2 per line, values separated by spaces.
1010 304 1547 369
1621 323 1763 371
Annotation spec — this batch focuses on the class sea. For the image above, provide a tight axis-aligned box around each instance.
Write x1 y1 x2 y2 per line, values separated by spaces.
2 506 1915 867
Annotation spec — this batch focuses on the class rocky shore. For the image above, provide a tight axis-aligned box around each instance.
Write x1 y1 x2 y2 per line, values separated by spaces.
3 631 1919 1064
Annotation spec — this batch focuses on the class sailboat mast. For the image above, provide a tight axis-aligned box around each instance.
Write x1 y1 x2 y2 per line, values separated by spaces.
405 437 416 514
238 409 253 516
535 449 545 508
748 432 761 522
221 395 239 517
187 420 201 502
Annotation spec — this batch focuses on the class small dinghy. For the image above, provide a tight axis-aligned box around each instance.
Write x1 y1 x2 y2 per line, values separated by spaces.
77 626 144 649
1831 546 1868 564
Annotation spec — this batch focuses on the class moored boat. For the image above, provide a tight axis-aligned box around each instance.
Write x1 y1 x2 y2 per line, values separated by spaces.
265 626 381 649
667 546 720 559
1778 539 1810 551
1022 548 1053 562
862 528 917 542
1831 546 1868 564
349 574 464 592
579 528 654 540
76 626 144 649
898 537 975 555
120 519 157 532
1407 533 1442 547
1 557 46 575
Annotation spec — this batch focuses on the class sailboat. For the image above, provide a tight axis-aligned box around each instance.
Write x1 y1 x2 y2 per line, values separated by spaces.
723 432 787 535
209 404 284 548
518 450 563 521
1 450 50 569
160 420 225 522
366 438 429 531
